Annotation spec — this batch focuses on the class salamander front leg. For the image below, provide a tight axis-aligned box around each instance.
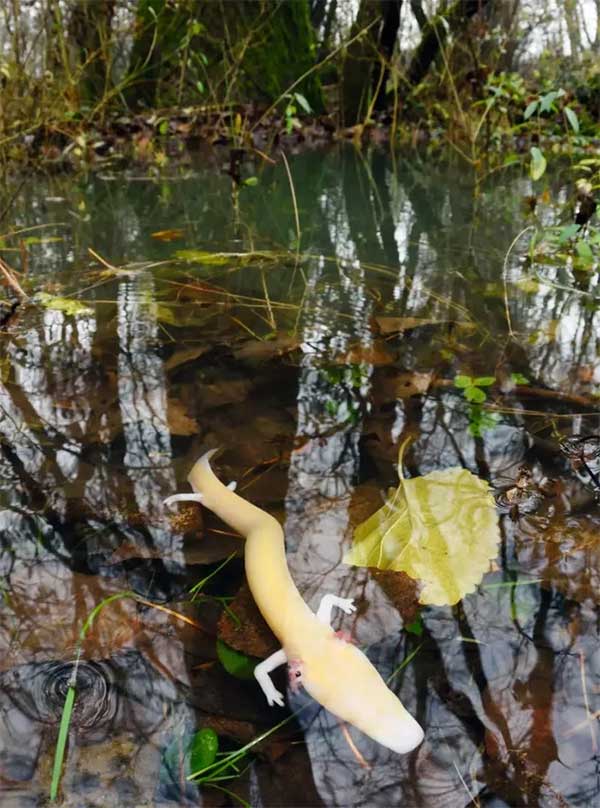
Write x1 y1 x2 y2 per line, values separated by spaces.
316 594 356 627
254 648 287 707
163 481 237 510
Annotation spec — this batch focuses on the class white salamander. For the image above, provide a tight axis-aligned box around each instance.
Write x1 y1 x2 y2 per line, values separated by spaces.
165 449 424 755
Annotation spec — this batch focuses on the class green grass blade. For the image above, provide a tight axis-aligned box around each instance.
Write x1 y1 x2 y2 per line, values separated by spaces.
50 684 76 801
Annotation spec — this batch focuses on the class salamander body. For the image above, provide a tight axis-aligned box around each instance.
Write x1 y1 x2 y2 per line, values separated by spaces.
165 449 423 755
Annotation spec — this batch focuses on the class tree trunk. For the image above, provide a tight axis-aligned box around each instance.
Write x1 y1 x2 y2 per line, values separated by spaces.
407 0 490 87
410 0 428 30
67 0 116 106
564 0 581 62
127 0 323 111
373 1 403 111
341 0 403 125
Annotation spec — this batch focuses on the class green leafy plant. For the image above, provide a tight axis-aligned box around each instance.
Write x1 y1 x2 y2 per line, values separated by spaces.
282 92 312 134
453 375 499 436
453 374 495 403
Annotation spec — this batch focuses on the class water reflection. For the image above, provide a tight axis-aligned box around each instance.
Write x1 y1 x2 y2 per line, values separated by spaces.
0 149 599 805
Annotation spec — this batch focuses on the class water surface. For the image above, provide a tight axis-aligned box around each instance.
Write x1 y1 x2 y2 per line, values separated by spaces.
0 147 599 807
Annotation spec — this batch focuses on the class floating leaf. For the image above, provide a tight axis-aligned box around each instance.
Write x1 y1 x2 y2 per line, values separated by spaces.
530 147 547 181
472 376 495 387
188 728 219 773
35 293 92 316
453 375 473 389
344 452 501 606
243 176 259 187
216 639 256 679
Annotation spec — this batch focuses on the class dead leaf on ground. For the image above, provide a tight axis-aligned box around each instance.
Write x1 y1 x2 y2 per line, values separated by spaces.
217 581 279 658
200 379 252 410
371 369 434 406
167 397 199 435
375 316 452 334
234 334 299 362
164 345 209 371
337 339 396 366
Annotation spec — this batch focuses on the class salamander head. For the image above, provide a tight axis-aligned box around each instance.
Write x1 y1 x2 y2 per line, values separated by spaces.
299 637 424 755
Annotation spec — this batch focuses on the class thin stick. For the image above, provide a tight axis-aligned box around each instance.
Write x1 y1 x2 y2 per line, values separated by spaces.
88 247 118 271
502 225 534 338
280 151 301 247
0 256 27 299
579 651 597 753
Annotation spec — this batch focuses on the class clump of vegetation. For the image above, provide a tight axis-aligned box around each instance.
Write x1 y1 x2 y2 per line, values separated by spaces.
1 1 600 173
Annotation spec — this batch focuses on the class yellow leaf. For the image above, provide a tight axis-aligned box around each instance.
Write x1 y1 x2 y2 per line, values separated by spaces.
344 450 500 606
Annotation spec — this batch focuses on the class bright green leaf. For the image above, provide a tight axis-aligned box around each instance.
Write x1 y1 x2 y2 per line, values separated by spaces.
344 457 501 606
293 92 312 114
188 728 219 773
454 375 473 388
510 372 529 385
243 176 259 187
576 240 593 264
565 106 579 134
530 147 547 181
216 639 256 680
404 615 423 636
540 90 559 112
464 386 487 403
558 224 580 244
22 236 64 245
523 100 538 120
472 376 495 387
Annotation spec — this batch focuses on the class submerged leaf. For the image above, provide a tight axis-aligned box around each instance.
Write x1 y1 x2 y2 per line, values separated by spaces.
216 639 257 679
188 728 219 773
35 293 92 316
345 464 500 606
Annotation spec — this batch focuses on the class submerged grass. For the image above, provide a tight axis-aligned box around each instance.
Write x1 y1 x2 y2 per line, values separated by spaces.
49 591 136 801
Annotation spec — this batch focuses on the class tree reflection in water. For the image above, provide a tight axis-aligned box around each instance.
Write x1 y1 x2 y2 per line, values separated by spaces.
0 150 598 805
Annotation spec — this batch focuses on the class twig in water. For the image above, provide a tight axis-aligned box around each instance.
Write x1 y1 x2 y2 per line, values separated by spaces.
0 256 28 299
280 151 301 248
502 226 534 338
579 651 597 754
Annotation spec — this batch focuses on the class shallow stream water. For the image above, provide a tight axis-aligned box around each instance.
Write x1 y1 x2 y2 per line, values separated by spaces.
0 147 599 806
